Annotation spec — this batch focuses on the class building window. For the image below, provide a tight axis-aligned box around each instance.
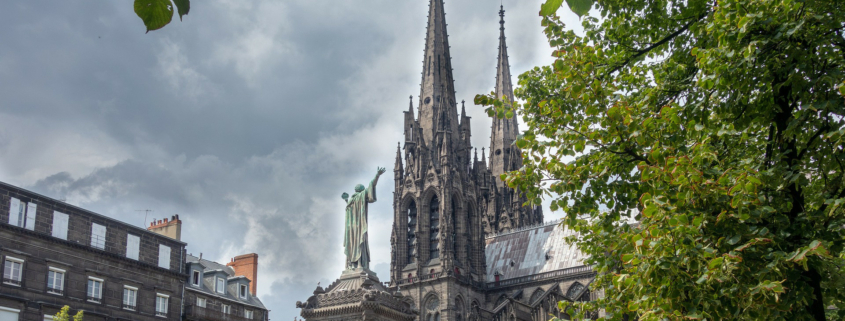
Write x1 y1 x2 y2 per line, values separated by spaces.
216 277 225 294
429 196 440 259
8 198 36 230
47 267 65 295
155 294 169 317
191 270 201 287
196 297 206 308
158 245 171 269
123 286 138 310
87 277 103 303
245 310 254 319
51 211 69 240
91 223 106 250
0 306 20 321
126 234 140 260
407 201 417 264
425 296 440 321
239 284 248 299
3 257 24 286
222 304 230 314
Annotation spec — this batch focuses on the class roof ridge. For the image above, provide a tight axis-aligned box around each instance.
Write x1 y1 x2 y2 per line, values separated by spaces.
485 219 562 239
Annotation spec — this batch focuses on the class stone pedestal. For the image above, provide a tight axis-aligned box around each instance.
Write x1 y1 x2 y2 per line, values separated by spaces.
297 268 417 321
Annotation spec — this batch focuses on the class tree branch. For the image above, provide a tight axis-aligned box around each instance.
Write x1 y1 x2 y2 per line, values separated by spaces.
603 11 710 79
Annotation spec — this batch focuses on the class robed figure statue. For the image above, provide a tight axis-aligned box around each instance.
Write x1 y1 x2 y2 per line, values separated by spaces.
342 167 386 270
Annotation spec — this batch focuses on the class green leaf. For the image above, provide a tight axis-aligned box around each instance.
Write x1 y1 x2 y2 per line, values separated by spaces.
173 0 190 21
135 0 174 33
709 257 724 269
565 0 593 17
643 205 657 218
727 235 741 245
539 0 564 16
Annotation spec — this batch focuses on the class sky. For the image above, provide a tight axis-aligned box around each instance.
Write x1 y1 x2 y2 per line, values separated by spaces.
0 0 583 319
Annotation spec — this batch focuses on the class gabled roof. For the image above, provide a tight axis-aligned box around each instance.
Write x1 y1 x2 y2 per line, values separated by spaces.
484 221 587 282
185 254 266 310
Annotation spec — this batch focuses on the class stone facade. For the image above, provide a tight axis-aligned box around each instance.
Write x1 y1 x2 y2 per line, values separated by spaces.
0 181 186 321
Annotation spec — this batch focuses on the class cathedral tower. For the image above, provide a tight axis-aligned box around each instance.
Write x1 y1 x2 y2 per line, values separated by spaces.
389 3 544 320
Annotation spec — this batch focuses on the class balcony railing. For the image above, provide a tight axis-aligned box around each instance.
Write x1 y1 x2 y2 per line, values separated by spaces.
156 311 168 317
123 303 136 311
487 265 593 288
47 287 64 295
185 305 253 321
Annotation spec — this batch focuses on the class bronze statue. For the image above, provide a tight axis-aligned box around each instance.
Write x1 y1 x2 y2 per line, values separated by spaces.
342 167 385 270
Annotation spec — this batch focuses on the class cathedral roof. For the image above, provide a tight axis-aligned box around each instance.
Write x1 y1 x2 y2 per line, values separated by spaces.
484 220 587 282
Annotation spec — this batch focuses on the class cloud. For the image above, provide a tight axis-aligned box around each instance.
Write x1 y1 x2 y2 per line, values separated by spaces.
0 0 583 319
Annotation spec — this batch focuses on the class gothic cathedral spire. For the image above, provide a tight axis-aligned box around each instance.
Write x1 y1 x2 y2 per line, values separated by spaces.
418 0 460 148
489 5 520 189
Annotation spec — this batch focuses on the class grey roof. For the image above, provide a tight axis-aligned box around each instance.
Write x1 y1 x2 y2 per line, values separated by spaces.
484 221 587 282
185 254 266 310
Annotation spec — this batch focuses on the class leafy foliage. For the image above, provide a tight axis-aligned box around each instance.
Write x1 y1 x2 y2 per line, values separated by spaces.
53 306 83 321
477 0 845 320
134 0 190 33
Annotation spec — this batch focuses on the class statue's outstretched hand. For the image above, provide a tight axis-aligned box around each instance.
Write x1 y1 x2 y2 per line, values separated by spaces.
341 192 349 201
377 167 386 176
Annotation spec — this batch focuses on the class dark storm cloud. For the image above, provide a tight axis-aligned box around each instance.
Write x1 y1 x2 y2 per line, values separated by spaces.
0 0 580 319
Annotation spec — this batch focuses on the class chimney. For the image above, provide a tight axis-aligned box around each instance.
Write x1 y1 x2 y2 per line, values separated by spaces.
147 215 182 241
227 253 259 296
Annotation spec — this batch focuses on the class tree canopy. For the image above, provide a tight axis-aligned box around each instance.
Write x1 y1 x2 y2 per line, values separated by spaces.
52 306 83 321
476 0 845 320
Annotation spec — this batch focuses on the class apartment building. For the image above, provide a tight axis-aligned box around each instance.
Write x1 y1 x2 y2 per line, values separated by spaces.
0 181 187 321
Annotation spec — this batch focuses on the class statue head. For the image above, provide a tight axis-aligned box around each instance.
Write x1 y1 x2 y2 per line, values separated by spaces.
355 184 365 193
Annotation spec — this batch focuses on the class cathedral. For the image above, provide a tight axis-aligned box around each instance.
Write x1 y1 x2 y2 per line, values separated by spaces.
298 1 595 320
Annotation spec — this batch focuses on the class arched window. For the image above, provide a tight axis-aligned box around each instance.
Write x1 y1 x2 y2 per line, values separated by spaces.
407 201 417 264
466 202 474 268
426 296 440 321
529 288 545 304
566 283 586 301
429 196 440 259
451 199 458 259
470 302 480 321
495 295 507 308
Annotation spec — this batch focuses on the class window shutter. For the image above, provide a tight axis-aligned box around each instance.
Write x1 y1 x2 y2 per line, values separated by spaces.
126 235 140 260
24 203 37 230
91 223 106 249
158 245 171 269
52 212 69 240
8 198 20 225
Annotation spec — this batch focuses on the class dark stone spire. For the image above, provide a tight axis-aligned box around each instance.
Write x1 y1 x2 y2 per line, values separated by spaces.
418 0 459 148
489 4 519 189
394 142 403 173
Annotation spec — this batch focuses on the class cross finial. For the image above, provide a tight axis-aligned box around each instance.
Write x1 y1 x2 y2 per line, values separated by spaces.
499 5 505 25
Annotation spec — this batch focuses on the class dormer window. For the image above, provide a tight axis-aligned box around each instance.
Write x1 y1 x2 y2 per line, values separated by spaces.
191 270 201 287
216 277 225 294
239 284 248 299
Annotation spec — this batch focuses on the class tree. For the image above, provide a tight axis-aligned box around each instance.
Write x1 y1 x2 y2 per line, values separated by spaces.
53 306 83 321
134 0 190 33
476 0 845 320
